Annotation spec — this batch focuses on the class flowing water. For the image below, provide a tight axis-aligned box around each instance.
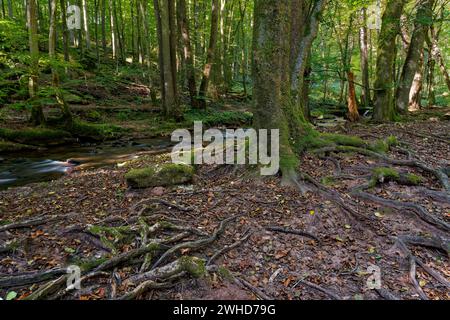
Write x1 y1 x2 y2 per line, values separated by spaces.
0 137 172 190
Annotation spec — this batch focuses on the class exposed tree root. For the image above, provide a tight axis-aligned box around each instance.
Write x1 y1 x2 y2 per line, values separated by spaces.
0 268 66 289
118 280 174 300
375 288 401 300
395 237 450 299
294 279 341 300
313 145 450 191
151 216 238 269
266 226 319 242
207 229 253 266
126 256 206 286
0 214 74 233
351 184 450 232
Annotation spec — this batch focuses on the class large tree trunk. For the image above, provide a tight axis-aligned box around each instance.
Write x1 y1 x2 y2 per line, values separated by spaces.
27 0 45 125
198 0 219 109
253 0 325 182
372 0 408 122
177 0 198 107
396 0 434 114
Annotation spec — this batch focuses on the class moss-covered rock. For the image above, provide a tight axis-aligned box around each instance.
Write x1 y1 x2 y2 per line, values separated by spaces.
126 163 194 189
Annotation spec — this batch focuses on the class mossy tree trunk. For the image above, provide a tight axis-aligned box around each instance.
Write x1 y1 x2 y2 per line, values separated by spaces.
395 0 434 114
253 0 325 181
372 0 408 122
28 0 45 126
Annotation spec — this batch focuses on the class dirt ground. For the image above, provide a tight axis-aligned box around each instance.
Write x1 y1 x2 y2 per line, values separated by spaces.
0 118 449 300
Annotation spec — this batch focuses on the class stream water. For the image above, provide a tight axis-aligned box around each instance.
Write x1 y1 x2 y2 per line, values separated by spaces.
0 137 173 190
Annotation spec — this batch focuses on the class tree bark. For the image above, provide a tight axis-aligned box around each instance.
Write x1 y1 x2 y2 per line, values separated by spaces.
60 0 69 62
396 0 434 114
373 0 408 122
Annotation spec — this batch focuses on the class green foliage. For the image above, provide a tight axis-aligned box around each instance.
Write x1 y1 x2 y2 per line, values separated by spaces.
0 127 70 145
69 120 125 140
369 136 398 154
369 167 400 188
405 173 423 185
184 109 253 127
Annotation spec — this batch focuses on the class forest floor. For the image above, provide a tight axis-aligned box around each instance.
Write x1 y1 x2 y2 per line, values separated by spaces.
0 112 449 300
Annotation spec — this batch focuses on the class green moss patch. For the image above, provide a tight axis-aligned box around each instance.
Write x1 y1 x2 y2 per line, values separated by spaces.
126 163 194 189
0 127 71 146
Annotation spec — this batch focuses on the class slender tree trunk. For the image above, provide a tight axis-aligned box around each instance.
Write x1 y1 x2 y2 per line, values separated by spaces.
109 0 117 60
1 0 6 18
373 0 408 122
253 0 325 182
177 0 198 107
60 0 69 61
396 0 434 114
82 0 90 49
408 50 425 111
28 0 45 125
347 71 360 121
198 0 219 109
94 0 100 62
49 0 72 125
7 0 13 18
101 0 106 57
360 7 370 109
